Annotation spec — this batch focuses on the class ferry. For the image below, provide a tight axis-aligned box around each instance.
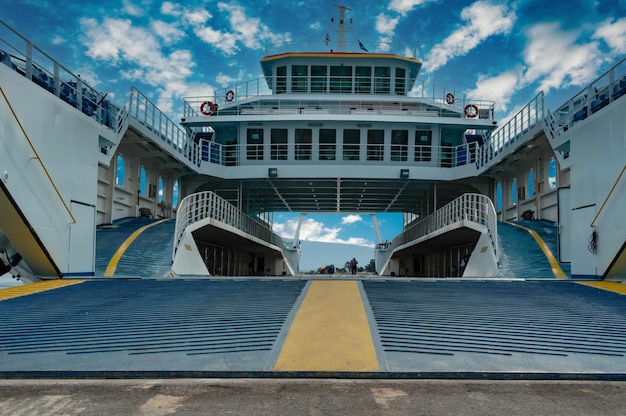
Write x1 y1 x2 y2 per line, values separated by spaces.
0 5 625 284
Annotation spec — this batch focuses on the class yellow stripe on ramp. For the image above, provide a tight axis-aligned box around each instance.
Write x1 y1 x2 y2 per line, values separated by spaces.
274 280 379 372
104 219 170 276
0 279 85 301
505 221 568 279
578 281 626 295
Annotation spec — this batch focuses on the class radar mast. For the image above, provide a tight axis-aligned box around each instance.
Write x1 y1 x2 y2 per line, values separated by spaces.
330 4 352 52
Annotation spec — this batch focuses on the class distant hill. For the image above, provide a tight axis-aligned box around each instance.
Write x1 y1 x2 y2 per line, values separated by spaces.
299 241 375 273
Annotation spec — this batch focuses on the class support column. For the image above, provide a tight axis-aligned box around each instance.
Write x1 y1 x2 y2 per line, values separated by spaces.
371 214 382 245
293 213 306 248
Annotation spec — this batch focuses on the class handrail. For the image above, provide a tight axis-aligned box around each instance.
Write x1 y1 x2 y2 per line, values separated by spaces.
476 92 545 169
0 19 121 128
384 193 498 257
193 139 479 168
0 86 76 224
591 164 626 227
173 191 285 259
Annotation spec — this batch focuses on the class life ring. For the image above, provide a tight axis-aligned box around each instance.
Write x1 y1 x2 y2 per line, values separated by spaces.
464 104 478 118
445 93 454 105
225 90 235 102
200 101 217 115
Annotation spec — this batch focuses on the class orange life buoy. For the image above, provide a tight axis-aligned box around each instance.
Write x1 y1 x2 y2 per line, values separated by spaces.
445 93 454 105
200 101 217 115
225 90 235 102
464 104 478 118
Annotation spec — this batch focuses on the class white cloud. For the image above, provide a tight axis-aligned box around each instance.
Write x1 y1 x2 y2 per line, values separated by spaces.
593 17 626 54
151 21 185 45
375 13 399 36
424 1 515 73
272 217 373 247
122 0 144 17
341 214 363 225
523 22 603 92
80 17 213 116
388 0 434 15
466 70 520 112
52 35 65 45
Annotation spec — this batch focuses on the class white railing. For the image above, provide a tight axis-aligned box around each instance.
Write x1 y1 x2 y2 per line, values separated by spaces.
127 86 191 155
476 92 546 169
193 139 480 168
0 19 120 129
173 191 285 259
383 193 498 258
182 74 495 120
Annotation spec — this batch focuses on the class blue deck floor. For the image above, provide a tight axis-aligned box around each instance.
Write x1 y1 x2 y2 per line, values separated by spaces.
2 278 626 378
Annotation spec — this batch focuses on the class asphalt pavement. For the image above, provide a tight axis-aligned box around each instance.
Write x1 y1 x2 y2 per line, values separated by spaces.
1 378 625 415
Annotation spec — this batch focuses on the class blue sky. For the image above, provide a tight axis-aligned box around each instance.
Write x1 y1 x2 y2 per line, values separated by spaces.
1 0 625 271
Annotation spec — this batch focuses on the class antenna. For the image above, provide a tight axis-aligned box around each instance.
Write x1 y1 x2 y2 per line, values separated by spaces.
331 4 352 52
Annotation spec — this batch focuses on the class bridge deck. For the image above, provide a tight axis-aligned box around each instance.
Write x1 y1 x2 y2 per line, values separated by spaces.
1 278 626 378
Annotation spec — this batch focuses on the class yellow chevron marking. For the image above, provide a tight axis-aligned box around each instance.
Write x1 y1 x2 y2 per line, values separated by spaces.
0 279 85 301
578 281 626 295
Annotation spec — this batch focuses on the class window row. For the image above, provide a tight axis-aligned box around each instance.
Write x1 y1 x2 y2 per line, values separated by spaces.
245 128 433 162
276 65 407 95
116 155 179 206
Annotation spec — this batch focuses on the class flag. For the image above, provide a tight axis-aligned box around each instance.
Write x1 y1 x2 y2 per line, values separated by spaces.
325 33 330 46
358 39 368 52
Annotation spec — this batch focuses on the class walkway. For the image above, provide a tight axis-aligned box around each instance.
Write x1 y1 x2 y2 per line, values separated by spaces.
2 277 626 377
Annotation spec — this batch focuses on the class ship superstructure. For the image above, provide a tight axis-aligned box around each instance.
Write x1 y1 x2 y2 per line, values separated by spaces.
0 5 625 282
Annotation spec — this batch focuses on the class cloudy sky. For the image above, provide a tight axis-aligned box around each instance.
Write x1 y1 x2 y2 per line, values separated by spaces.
1 0 625 270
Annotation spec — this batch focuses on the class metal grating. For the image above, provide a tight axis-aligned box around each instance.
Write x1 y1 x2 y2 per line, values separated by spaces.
0 279 305 356
363 281 626 357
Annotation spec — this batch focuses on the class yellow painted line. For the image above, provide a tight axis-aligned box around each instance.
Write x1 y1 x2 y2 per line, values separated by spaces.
274 280 379 372
104 219 170 276
578 281 626 295
0 279 85 301
505 221 568 279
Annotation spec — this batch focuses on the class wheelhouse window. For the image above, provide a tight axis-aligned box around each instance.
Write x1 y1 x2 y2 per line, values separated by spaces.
295 129 312 160
415 130 432 161
355 66 371 94
343 129 360 160
367 130 384 161
391 130 408 161
311 65 327 92
319 129 336 160
276 66 287 94
330 65 352 93
395 67 406 95
270 129 288 160
291 65 308 92
246 128 264 160
374 66 390 94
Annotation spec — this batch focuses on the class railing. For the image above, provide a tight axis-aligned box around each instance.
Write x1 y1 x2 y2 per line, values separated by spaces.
552 57 626 134
383 193 498 258
0 19 120 129
476 92 546 169
127 86 191 157
173 191 285 260
193 139 480 168
183 73 495 119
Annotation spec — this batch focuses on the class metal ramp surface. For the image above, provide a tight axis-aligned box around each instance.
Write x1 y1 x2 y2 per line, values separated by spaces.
2 278 626 378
